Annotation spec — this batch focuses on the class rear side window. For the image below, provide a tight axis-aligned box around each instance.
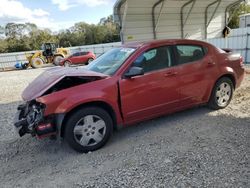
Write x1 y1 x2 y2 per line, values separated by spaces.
80 52 88 56
176 45 205 64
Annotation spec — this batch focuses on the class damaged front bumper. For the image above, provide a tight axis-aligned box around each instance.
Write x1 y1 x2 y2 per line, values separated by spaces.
14 102 57 138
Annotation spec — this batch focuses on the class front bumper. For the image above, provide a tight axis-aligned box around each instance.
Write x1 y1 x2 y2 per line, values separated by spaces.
14 103 57 138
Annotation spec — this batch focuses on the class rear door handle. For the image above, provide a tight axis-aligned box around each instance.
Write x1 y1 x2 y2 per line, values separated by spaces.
164 72 178 77
207 61 216 66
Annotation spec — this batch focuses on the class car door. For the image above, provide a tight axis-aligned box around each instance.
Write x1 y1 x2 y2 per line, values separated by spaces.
79 52 88 64
174 44 217 106
70 52 80 63
119 45 180 124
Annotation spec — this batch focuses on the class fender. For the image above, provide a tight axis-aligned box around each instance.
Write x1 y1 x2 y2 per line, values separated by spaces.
36 79 123 125
216 66 236 86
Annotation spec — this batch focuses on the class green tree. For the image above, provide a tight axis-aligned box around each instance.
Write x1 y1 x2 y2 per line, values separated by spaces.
0 15 120 53
228 3 250 28
29 28 58 50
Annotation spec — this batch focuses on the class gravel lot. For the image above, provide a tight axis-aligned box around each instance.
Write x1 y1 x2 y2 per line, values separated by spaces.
0 68 249 188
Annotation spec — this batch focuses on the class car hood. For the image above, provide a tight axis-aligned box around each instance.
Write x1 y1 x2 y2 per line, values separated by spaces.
22 67 108 101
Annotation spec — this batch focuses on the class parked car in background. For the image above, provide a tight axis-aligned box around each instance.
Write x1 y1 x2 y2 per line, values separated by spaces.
14 39 245 153
59 51 96 66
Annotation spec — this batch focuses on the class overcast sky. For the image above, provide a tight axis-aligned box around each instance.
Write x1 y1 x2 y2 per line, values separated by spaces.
0 0 117 31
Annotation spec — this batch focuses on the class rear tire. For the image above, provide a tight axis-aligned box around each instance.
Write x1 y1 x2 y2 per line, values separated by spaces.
208 77 234 110
31 58 44 69
86 58 94 65
64 107 113 153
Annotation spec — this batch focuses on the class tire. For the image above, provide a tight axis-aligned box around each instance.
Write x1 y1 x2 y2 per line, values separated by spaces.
64 60 71 67
31 58 44 69
86 58 94 65
64 107 113 153
21 63 29 69
208 77 234 110
53 56 64 66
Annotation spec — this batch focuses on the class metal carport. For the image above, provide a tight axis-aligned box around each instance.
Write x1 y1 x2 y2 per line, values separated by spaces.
113 0 245 43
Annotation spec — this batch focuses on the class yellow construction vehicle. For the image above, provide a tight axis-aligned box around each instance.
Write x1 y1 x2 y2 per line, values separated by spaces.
25 43 70 68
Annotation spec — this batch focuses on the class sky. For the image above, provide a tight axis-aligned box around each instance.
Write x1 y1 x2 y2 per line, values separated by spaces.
0 0 117 31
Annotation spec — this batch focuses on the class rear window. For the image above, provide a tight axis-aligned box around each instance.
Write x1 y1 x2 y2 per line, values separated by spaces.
176 45 205 64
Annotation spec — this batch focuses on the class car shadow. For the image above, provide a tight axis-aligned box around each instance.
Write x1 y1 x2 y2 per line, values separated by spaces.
0 101 249 156
0 100 249 188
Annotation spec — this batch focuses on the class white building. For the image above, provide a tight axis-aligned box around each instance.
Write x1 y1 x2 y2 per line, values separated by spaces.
239 13 250 28
113 0 245 43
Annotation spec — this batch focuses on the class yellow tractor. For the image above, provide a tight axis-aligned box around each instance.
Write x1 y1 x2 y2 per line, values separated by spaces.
25 43 70 68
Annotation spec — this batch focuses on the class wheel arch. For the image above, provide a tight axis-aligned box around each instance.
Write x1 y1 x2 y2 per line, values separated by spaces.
207 73 236 103
54 54 65 58
216 73 236 89
60 101 117 137
207 74 235 109
64 59 72 65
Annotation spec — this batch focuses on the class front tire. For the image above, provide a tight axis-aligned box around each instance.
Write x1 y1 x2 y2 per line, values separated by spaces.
64 60 71 67
208 77 234 110
64 107 113 153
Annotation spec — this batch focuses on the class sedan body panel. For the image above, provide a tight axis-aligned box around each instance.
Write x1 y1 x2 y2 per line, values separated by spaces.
36 76 124 125
59 52 96 66
14 39 245 142
119 66 180 124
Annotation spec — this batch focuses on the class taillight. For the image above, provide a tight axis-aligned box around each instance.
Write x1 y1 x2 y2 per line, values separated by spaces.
240 56 244 66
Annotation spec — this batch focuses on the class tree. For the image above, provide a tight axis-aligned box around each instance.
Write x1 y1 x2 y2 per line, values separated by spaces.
228 3 250 28
29 29 58 50
0 15 120 53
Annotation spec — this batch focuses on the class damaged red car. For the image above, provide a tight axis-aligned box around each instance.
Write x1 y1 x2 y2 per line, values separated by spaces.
14 39 245 152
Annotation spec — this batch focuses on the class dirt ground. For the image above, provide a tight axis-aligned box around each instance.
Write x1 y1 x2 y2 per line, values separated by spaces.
0 68 249 188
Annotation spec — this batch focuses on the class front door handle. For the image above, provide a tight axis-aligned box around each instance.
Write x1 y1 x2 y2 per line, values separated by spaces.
164 72 178 77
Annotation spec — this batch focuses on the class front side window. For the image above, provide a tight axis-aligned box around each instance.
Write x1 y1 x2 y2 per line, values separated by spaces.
176 45 205 64
133 46 172 73
86 47 135 75
73 52 80 56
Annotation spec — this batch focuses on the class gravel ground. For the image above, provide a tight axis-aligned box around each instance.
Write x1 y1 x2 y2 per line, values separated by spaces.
0 68 249 188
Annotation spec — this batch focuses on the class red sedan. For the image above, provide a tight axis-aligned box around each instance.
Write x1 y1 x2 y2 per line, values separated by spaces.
14 39 245 152
59 51 96 66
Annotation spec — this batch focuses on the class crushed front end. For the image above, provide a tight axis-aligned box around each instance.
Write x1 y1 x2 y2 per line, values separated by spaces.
14 100 57 138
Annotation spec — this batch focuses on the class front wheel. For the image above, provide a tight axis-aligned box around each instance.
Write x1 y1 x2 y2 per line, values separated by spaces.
64 60 71 67
208 77 234 110
64 107 113 153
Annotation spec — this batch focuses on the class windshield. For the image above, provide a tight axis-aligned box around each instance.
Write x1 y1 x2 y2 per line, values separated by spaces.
86 47 135 75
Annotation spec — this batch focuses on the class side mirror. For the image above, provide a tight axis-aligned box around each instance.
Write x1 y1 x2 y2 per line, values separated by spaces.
124 66 144 78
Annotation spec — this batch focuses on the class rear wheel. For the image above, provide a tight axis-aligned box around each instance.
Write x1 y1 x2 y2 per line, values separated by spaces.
208 77 234 110
31 58 44 68
86 58 94 65
64 107 113 153
53 56 64 66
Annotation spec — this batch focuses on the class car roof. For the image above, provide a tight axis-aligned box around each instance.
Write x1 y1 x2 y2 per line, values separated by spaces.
122 39 211 49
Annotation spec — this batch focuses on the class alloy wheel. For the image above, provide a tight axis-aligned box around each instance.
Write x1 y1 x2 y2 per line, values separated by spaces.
73 115 106 147
215 82 232 107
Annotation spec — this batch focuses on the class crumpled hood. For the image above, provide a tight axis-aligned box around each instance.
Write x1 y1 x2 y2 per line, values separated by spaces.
22 67 108 101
